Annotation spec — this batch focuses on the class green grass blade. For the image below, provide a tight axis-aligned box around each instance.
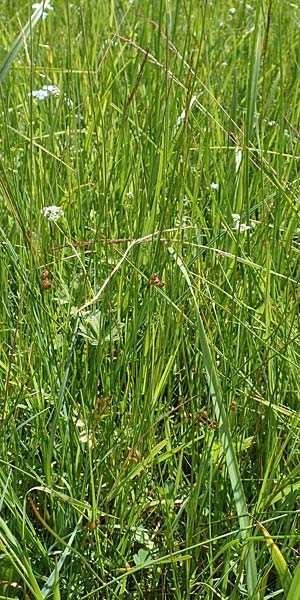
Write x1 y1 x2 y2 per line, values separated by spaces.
287 561 300 600
0 1 53 82
246 2 262 138
53 561 61 600
168 245 258 599
41 524 79 598
257 521 292 597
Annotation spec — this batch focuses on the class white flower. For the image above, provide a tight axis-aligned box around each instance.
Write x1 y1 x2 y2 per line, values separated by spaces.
79 431 93 446
41 206 64 222
29 84 60 100
126 191 133 199
211 182 219 190
64 94 73 108
175 95 198 128
30 89 48 100
75 419 93 448
229 7 236 15
235 147 242 172
232 213 251 232
238 223 252 232
32 2 54 20
44 84 60 95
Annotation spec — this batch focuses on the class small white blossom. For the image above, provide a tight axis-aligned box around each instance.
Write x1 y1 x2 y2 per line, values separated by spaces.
64 94 73 108
175 95 197 128
30 89 48 100
29 84 60 100
32 2 54 20
239 223 252 232
211 182 219 190
235 147 242 172
126 191 133 199
232 213 251 232
229 7 236 15
79 431 93 446
41 206 64 222
76 419 93 448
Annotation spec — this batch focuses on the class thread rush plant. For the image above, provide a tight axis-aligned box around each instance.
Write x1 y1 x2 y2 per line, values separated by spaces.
1 1 300 598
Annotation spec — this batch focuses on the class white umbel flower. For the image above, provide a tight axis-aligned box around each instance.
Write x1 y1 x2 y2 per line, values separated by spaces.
29 84 60 100
32 1 54 20
41 205 64 222
232 213 252 232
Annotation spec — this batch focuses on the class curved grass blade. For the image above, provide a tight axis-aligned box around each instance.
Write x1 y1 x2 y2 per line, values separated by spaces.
168 245 258 599
41 523 80 598
287 561 300 600
257 521 292 597
0 1 53 83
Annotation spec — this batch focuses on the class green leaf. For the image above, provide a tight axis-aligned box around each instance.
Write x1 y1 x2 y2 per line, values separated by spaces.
133 548 153 567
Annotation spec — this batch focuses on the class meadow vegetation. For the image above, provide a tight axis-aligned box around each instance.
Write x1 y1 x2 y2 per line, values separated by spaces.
1 1 300 598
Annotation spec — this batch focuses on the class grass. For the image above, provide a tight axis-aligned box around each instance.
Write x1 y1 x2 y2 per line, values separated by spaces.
1 0 300 598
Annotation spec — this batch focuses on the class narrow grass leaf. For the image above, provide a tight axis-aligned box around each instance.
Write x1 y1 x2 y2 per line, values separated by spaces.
0 1 53 82
168 245 258 599
53 561 61 600
287 561 300 600
41 524 80 598
257 521 292 597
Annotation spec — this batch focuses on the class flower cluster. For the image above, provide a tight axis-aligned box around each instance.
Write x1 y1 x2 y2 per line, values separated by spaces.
32 2 54 20
41 205 64 222
29 85 74 108
232 213 252 232
29 85 60 100
75 419 93 448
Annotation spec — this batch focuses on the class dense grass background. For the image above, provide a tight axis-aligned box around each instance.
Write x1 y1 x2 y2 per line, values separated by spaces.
1 1 300 598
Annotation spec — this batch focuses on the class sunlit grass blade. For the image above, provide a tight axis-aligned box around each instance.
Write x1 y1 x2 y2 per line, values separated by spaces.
53 561 61 600
287 561 300 600
0 516 44 600
168 246 258 598
1 1 300 596
246 2 262 138
257 520 292 597
41 524 80 598
0 0 53 82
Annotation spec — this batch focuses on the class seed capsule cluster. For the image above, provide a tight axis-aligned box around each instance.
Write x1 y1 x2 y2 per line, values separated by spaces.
41 269 52 290
148 273 165 288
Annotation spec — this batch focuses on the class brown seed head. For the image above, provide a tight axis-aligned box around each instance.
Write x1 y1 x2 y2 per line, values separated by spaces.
41 269 50 280
41 280 52 290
